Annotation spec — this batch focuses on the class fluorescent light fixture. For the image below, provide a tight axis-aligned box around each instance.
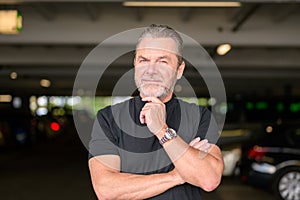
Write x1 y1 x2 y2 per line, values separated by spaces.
0 10 22 34
0 95 12 102
217 43 231 56
123 1 241 7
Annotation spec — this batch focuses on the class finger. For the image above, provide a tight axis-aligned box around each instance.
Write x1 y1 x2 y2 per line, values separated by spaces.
139 111 146 124
200 144 212 153
142 97 162 103
193 143 204 149
141 103 154 112
197 139 208 146
204 143 212 150
141 106 150 112
193 139 208 149
200 143 211 151
189 137 200 146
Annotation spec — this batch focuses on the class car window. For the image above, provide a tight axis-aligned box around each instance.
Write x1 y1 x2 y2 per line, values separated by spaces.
286 128 300 148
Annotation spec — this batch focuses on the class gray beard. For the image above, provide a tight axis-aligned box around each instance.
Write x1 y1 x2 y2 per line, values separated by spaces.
135 72 178 100
136 80 176 100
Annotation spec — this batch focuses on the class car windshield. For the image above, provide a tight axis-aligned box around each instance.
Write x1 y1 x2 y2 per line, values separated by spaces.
286 128 300 147
257 126 300 148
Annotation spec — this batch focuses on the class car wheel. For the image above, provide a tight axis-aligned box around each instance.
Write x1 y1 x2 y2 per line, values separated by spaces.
273 167 300 200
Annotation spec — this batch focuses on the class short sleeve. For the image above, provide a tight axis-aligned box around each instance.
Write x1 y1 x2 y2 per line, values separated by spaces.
196 107 220 144
88 109 119 159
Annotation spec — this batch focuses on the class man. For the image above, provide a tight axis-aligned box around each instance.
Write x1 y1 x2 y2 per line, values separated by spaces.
88 24 224 199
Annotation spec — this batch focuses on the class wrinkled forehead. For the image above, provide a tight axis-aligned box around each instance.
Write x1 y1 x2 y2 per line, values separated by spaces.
136 37 179 56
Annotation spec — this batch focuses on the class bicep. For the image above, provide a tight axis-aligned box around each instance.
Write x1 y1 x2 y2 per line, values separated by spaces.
88 155 121 199
89 110 119 157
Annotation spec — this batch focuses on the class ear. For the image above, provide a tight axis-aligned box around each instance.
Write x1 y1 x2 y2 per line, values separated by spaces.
176 61 185 80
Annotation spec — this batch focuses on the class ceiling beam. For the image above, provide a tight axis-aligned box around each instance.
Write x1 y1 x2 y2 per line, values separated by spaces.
85 2 100 21
231 4 260 32
272 4 299 23
134 8 144 21
31 3 57 21
180 7 193 22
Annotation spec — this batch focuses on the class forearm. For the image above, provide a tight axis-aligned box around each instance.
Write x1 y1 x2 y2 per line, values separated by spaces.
89 158 182 200
138 96 223 191
100 172 179 199
162 136 224 191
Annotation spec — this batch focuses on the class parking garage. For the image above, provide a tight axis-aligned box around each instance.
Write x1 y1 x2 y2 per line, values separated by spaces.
0 1 300 200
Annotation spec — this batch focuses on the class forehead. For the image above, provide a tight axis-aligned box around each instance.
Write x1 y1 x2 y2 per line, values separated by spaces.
136 37 178 57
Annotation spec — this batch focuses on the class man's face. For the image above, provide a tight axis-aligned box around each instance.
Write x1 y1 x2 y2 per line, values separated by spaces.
134 37 185 100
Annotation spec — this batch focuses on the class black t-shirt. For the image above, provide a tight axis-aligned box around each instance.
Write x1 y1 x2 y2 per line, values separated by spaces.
89 96 219 200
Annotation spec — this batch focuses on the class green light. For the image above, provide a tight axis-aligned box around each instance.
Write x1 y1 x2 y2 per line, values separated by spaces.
198 98 208 107
16 11 22 33
246 102 254 110
277 102 284 112
290 103 300 113
256 102 268 110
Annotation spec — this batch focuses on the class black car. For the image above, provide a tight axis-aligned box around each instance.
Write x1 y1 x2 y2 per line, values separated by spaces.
239 123 300 200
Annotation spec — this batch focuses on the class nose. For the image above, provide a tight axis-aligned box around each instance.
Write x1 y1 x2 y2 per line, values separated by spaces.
145 62 158 74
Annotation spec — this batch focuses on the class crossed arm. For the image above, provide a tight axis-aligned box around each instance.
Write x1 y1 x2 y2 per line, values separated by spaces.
89 154 183 200
89 97 224 199
89 137 224 200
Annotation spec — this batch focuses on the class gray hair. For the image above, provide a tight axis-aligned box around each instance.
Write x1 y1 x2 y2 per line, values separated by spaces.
136 24 184 66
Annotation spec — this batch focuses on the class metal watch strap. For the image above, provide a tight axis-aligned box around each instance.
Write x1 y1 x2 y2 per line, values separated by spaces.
159 128 177 145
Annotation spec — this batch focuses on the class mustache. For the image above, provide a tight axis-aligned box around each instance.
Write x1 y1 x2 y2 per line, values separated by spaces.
140 75 164 82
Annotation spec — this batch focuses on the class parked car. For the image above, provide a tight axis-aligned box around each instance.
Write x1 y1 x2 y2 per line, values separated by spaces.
218 128 253 177
239 123 300 200
221 144 241 176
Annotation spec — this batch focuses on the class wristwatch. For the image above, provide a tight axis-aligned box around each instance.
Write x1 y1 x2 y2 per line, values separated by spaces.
159 128 177 145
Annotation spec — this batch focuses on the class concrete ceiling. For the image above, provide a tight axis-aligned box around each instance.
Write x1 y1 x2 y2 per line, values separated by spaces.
0 1 300 99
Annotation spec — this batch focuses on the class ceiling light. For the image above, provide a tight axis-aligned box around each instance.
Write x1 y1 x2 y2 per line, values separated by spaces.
10 71 18 79
40 79 51 88
123 1 241 7
0 95 12 102
12 96 22 108
0 10 22 34
216 43 231 56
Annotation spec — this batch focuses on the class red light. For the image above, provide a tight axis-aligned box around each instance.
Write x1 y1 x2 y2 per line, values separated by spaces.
248 146 266 161
50 122 60 132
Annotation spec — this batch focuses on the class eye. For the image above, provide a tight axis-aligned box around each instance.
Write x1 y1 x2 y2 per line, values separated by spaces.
159 60 168 64
139 59 149 63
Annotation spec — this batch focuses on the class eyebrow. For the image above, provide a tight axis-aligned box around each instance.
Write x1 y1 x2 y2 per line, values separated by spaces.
136 55 149 61
136 55 170 60
157 56 171 60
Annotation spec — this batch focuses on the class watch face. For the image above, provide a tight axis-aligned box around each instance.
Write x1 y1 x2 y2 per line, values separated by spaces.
160 128 177 145
166 128 176 139
165 132 172 139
